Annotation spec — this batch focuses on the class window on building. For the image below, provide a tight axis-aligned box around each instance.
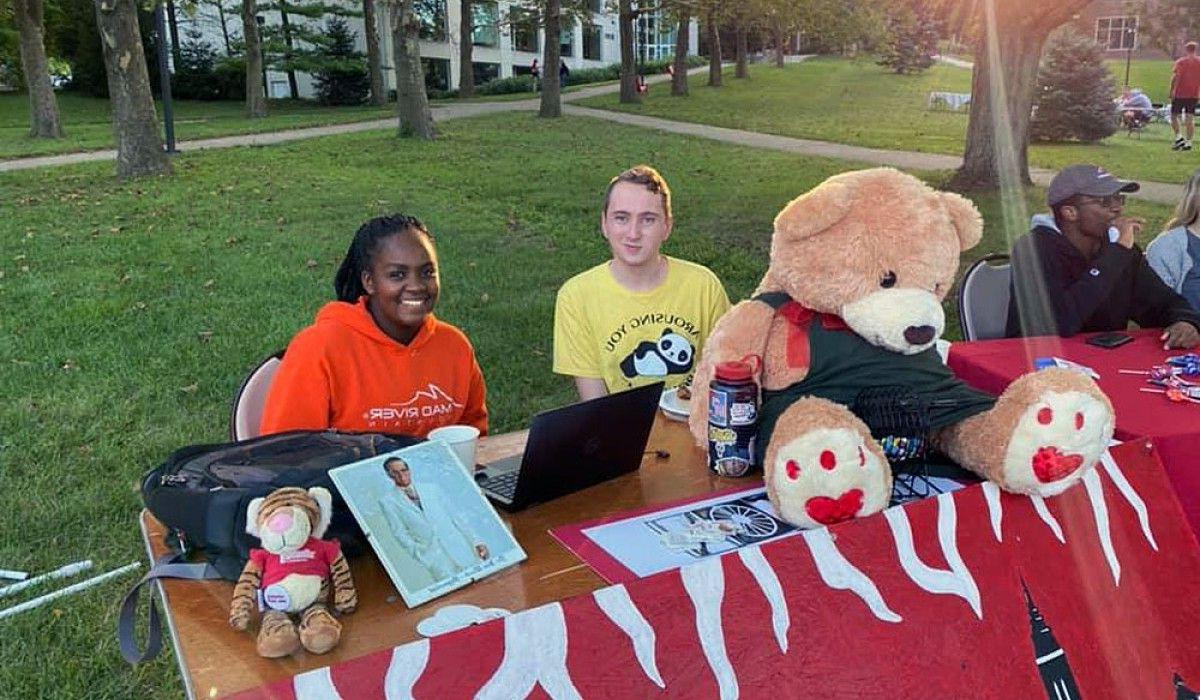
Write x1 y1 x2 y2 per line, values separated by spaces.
512 9 538 53
583 24 601 61
422 57 450 92
561 22 574 57
1095 16 1137 51
473 1 499 47
636 10 675 61
588 0 602 13
472 61 500 84
415 0 447 42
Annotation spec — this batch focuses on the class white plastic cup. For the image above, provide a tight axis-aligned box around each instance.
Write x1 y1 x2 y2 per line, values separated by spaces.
428 425 480 474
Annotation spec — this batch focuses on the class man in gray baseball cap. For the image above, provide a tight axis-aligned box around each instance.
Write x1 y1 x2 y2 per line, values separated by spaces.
1045 164 1140 208
1006 164 1200 348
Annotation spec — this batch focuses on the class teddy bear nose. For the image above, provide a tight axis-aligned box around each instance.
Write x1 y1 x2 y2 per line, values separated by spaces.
266 512 294 534
903 325 936 345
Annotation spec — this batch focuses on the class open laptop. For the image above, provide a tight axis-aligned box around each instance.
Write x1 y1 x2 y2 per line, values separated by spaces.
476 381 665 511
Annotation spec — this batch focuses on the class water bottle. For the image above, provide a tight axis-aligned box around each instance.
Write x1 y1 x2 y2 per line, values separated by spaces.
707 355 760 477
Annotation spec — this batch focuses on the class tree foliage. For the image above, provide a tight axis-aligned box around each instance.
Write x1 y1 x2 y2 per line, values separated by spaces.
173 28 245 99
313 15 368 104
878 1 939 74
1134 0 1200 59
1030 27 1117 143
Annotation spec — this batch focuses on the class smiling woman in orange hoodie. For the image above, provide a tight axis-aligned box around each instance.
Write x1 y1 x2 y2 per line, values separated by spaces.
259 214 488 438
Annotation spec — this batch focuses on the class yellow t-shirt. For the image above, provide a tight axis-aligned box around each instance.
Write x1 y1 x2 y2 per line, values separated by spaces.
553 257 731 392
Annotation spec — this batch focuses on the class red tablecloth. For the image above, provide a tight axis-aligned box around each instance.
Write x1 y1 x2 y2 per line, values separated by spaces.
948 328 1200 537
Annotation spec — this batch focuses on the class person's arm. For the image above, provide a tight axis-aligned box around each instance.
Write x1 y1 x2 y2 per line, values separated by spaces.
459 349 489 435
1010 233 1136 337
552 282 609 401
1145 232 1185 292
573 377 608 401
1130 252 1200 332
259 329 333 435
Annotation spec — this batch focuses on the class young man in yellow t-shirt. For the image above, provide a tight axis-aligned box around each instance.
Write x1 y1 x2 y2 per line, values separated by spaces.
553 165 731 401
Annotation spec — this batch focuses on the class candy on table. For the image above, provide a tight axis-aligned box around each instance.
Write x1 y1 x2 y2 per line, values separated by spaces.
1140 386 1200 403
1166 354 1200 375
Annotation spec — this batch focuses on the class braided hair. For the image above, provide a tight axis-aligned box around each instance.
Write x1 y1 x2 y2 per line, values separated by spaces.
333 214 433 302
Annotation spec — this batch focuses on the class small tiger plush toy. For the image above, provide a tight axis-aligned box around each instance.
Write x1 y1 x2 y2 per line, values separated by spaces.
228 486 358 658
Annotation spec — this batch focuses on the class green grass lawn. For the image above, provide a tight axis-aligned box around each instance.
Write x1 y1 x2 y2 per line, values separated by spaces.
0 86 563 160
575 56 1200 186
0 111 1174 698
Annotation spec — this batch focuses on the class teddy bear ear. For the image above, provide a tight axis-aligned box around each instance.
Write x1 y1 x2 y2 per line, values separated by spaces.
245 497 265 537
308 487 333 538
939 191 984 251
773 181 854 243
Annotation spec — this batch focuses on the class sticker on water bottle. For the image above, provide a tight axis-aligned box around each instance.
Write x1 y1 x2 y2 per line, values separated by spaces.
729 401 757 425
709 390 730 427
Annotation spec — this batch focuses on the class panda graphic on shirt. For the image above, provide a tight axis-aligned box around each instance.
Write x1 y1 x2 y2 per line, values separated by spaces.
618 327 695 379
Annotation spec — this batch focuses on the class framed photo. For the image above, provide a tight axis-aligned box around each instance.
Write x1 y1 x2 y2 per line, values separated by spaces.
330 441 526 607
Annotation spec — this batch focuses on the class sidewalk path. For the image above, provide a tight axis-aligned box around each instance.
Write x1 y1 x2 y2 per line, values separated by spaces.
0 68 699 173
1 57 1187 206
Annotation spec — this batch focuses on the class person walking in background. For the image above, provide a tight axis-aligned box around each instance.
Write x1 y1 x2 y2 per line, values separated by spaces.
1170 42 1200 151
559 60 570 87
1147 170 1200 311
530 58 540 92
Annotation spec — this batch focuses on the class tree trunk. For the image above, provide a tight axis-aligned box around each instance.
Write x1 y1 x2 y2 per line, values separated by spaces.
278 4 299 99
217 0 233 55
539 0 562 117
13 0 64 138
392 0 436 138
363 0 385 105
93 0 171 178
951 1 1089 190
671 10 689 96
734 19 748 78
242 0 267 116
458 0 474 97
706 11 721 87
165 0 181 65
618 0 640 103
773 21 784 67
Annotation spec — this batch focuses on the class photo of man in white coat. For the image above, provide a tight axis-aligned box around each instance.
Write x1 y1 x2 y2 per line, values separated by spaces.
377 457 490 583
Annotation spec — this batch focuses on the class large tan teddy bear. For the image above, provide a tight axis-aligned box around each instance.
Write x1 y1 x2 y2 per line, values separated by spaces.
689 168 1115 529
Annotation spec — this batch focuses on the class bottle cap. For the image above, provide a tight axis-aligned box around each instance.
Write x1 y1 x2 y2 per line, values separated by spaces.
715 360 753 382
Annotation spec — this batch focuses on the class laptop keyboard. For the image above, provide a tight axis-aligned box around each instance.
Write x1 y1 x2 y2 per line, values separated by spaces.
482 471 519 500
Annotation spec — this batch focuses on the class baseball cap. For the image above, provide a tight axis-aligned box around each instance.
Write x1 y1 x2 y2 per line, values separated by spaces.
1047 165 1139 207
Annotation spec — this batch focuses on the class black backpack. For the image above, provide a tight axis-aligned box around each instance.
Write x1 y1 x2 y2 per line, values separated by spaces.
121 430 420 664
141 429 420 580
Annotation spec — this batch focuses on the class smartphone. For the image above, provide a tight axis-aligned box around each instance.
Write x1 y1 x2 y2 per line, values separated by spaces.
1085 332 1133 349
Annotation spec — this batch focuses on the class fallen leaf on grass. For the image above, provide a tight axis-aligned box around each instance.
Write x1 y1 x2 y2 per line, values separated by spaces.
180 383 199 393
61 360 76 370
198 331 213 342
134 301 147 310
203 279 215 289
480 293 490 303
305 259 318 269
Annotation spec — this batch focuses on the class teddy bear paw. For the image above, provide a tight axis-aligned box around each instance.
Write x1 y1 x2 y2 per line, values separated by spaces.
999 389 1113 497
767 427 891 529
256 611 301 658
299 606 342 655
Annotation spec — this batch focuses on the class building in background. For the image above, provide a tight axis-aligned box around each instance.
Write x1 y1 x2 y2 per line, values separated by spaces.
182 1 697 99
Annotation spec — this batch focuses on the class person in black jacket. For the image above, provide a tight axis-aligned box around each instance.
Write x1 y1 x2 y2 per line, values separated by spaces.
1006 164 1200 348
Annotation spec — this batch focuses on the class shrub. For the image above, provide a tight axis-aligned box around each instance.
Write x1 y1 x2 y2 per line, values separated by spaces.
1030 28 1117 143
477 74 537 95
313 17 369 106
212 57 247 101
173 31 226 100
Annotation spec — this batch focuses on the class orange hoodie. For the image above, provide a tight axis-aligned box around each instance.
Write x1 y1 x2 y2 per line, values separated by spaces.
260 298 488 438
